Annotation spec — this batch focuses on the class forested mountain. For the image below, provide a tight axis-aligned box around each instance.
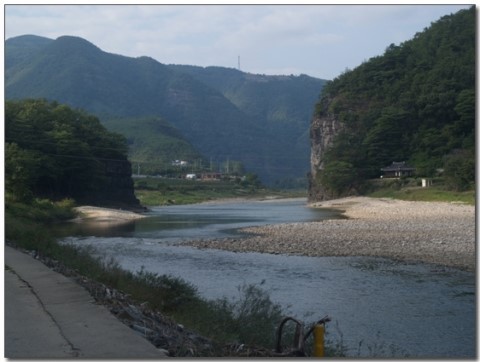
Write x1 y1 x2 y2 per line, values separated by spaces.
5 99 141 209
309 6 475 200
102 116 205 175
5 35 263 177
169 65 327 185
5 34 53 71
5 35 326 185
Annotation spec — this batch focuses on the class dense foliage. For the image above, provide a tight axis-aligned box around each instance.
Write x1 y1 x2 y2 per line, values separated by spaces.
5 99 139 206
313 7 475 195
6 35 325 185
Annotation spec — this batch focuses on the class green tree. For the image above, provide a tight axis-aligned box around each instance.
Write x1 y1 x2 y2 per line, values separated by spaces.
5 99 137 206
242 173 262 189
5 143 40 202
363 108 410 175
443 150 475 191
320 161 357 197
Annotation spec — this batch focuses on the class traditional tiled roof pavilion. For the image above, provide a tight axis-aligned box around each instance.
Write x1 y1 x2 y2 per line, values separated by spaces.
381 161 415 178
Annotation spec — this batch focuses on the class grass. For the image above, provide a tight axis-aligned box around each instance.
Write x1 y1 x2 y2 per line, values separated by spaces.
368 186 475 204
136 176 476 207
134 177 306 206
366 178 475 205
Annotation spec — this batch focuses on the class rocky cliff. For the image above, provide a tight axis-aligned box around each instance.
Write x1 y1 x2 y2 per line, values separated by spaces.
96 160 143 211
73 159 142 211
307 98 344 202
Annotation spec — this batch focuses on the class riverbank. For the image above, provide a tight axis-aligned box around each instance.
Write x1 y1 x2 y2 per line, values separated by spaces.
186 197 475 272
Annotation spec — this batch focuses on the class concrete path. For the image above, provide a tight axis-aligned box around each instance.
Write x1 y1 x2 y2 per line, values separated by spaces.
4 246 167 359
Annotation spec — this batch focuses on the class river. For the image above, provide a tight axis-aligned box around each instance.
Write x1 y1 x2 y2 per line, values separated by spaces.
58 198 475 358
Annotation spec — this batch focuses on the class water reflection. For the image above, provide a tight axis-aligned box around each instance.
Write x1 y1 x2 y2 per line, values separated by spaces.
54 220 137 237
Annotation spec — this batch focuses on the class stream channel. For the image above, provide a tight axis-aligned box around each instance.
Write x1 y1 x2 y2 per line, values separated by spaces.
58 198 475 358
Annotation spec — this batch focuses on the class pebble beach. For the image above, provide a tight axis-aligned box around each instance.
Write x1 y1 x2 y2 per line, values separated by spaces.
186 197 476 272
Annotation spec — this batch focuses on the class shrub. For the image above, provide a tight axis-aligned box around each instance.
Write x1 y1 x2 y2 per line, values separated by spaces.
443 151 475 191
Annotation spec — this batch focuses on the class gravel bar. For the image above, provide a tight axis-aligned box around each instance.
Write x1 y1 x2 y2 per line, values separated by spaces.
184 197 475 272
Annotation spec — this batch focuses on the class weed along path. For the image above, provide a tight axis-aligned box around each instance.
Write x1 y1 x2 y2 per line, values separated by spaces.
59 198 475 358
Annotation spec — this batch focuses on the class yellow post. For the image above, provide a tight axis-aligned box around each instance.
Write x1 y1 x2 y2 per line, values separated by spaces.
313 324 325 357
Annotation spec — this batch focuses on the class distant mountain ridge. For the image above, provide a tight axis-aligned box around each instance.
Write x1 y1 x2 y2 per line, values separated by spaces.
5 35 326 184
169 65 325 181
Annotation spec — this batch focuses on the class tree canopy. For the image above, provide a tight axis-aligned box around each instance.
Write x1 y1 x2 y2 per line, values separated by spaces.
5 99 139 207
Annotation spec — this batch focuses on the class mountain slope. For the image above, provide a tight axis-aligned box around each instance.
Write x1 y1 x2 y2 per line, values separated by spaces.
6 34 327 184
309 6 475 200
102 116 205 175
169 65 326 185
5 35 269 180
5 34 53 71
6 35 329 184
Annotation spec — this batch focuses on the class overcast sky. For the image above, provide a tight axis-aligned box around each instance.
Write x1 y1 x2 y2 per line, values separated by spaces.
4 3 472 80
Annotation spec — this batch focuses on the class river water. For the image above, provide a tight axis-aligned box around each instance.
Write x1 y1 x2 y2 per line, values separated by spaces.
59 199 475 358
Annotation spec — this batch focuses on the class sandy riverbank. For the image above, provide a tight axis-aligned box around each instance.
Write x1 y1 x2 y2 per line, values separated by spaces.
73 206 146 222
185 197 476 272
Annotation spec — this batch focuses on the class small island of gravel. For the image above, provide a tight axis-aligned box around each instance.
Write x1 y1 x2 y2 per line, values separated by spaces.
185 197 475 272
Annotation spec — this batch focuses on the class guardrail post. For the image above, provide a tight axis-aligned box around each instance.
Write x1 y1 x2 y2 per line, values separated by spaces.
313 323 325 357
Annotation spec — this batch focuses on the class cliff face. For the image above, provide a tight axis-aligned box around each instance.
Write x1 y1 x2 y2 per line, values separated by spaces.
104 160 142 209
307 99 344 202
79 159 143 211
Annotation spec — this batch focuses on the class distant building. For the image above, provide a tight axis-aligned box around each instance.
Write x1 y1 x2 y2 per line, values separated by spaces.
381 161 415 178
200 172 222 181
186 173 197 180
172 160 188 167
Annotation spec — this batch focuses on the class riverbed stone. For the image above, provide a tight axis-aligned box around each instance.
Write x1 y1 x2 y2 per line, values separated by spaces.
183 197 475 272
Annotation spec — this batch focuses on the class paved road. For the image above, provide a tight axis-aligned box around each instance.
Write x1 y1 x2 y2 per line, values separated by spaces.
5 246 167 359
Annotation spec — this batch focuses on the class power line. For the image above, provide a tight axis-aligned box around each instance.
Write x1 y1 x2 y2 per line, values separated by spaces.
5 137 128 153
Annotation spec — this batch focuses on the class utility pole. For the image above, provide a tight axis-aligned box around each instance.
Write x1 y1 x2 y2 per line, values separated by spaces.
238 55 240 71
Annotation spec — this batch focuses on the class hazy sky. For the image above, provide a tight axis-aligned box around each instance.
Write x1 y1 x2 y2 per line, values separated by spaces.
4 3 472 80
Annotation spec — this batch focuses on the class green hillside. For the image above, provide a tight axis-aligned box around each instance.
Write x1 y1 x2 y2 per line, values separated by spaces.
5 99 140 208
5 34 53 74
102 116 205 175
309 6 475 198
169 66 326 186
5 35 326 185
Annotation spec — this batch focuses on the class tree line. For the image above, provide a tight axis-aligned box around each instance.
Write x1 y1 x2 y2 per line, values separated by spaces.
5 99 138 206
